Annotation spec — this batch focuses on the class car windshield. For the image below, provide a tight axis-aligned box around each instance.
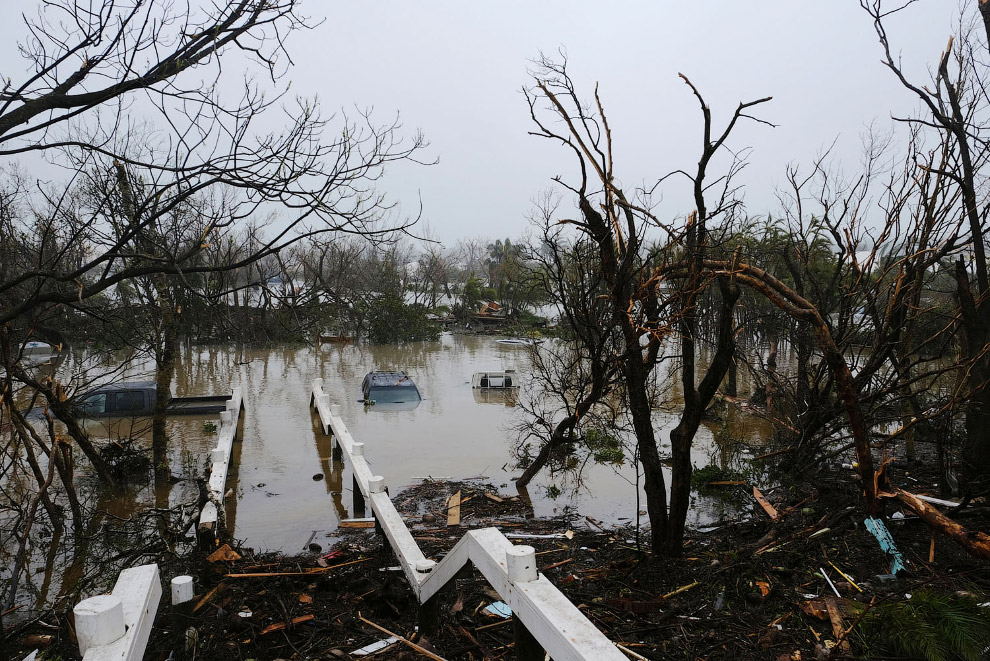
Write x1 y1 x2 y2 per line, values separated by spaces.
368 386 419 403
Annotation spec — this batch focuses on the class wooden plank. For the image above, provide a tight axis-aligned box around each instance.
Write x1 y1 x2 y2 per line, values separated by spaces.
447 490 461 527
825 598 851 654
260 614 314 635
339 519 376 528
485 492 504 503
192 583 223 613
752 486 779 520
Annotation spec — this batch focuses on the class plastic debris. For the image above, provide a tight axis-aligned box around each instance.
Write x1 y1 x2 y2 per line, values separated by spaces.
863 517 906 574
351 636 399 656
485 601 512 618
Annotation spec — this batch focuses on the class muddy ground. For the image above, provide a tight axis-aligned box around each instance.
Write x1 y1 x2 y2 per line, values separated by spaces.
8 464 990 660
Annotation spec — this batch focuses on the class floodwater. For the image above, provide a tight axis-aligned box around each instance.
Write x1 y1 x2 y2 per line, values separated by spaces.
2 333 775 614
173 334 774 551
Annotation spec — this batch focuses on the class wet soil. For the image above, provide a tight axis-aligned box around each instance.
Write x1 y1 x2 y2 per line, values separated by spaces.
10 465 989 661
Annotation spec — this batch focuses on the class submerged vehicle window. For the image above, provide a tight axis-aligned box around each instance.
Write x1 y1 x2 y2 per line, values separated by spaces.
110 391 145 413
81 393 107 414
368 386 419 403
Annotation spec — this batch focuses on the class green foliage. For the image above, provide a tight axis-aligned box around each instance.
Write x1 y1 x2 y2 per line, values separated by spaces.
365 293 441 344
459 273 496 316
853 590 990 660
584 427 625 465
202 421 218 433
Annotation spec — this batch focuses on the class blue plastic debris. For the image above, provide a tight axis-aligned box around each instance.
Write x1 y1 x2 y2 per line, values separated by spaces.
485 601 512 618
864 516 906 575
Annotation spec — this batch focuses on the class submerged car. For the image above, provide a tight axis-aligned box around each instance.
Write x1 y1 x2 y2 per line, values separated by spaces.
74 381 232 417
360 371 422 408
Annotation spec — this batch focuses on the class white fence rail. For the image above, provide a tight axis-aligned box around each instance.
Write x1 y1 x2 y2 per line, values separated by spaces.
310 378 625 661
74 564 162 661
198 387 244 538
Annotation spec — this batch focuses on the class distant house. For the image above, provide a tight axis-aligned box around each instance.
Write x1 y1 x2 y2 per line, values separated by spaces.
474 301 507 325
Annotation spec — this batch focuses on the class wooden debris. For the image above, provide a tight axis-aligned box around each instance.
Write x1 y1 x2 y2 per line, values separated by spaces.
193 583 224 613
661 580 699 600
206 544 242 563
891 487 990 560
447 490 461 526
298 593 313 604
484 492 504 503
752 486 779 520
358 612 450 661
615 643 651 661
260 614 314 635
226 558 370 577
707 480 747 486
339 518 376 528
825 598 851 654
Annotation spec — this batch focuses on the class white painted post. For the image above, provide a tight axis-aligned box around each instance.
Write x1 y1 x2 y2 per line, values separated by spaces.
74 595 125 655
170 576 194 605
368 475 385 494
506 545 538 583
352 442 364 457
220 410 231 428
330 403 341 417
415 560 436 574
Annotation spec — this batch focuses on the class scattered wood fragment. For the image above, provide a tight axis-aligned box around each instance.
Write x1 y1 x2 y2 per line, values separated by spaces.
543 558 574 571
340 518 376 528
825 598 851 654
661 581 699 600
750 446 794 461
226 558 370 577
298 593 313 604
447 491 461 526
484 492 504 503
474 618 512 632
206 544 242 562
358 612 450 661
752 486 779 520
260 614 314 635
615 642 651 660
193 583 224 613
707 480 747 486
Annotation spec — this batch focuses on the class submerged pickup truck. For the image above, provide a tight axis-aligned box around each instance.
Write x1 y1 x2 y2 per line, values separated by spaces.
75 381 232 418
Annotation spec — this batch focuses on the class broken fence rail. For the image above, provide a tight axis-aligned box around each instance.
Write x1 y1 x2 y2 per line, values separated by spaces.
198 387 244 540
310 378 625 661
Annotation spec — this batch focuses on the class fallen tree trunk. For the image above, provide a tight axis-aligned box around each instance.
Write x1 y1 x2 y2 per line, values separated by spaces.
891 487 990 561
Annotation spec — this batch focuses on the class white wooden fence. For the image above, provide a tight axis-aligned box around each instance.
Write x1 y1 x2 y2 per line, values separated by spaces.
310 378 626 661
73 564 162 661
198 388 244 539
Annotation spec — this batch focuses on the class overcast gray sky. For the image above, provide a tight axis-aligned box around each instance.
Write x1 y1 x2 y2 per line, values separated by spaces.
1 1 961 246
286 1 957 245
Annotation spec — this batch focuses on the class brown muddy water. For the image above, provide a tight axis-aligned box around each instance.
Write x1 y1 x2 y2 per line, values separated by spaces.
2 333 775 614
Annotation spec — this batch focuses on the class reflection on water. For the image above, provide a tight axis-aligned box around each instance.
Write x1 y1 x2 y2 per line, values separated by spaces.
2 333 777 616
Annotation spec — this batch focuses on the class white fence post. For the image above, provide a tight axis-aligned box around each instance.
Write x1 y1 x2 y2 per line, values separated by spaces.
77 564 162 661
